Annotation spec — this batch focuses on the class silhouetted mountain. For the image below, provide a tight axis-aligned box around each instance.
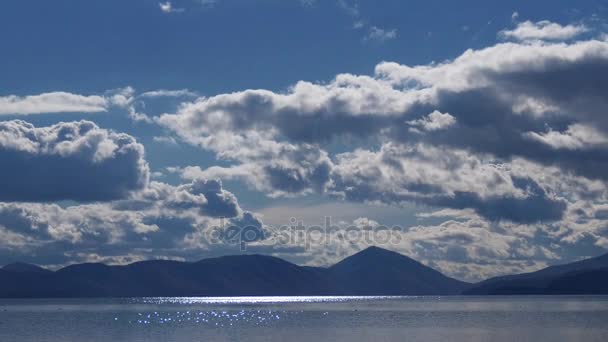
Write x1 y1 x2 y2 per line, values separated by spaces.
2 262 51 274
463 253 608 295
327 246 469 295
0 247 468 298
543 268 608 294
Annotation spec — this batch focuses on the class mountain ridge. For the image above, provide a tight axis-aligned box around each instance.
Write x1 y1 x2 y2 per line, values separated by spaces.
3 247 607 298
0 247 468 298
463 252 608 295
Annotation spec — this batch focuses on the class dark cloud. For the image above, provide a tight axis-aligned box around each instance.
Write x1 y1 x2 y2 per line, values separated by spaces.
191 179 241 218
0 120 149 202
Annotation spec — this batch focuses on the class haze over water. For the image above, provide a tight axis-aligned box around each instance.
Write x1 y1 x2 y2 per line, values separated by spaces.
1 296 607 342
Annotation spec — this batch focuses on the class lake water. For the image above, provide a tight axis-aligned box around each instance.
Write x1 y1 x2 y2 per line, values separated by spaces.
1 296 607 342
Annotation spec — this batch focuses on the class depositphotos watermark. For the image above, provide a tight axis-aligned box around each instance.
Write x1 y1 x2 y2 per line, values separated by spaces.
205 217 405 251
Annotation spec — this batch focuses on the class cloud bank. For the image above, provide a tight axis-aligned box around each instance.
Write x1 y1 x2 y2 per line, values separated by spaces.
158 36 608 225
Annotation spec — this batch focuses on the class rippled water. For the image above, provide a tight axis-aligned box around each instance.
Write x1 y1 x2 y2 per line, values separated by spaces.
1 296 608 341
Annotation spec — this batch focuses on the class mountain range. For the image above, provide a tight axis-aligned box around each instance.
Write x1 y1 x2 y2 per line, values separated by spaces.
463 252 608 295
1 246 606 298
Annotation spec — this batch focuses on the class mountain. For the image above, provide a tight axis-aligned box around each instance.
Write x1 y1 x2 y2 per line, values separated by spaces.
327 246 469 295
2 262 51 274
463 253 608 295
0 247 468 298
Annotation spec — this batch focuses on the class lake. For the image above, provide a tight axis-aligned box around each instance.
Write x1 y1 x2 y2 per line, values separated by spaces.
1 296 607 341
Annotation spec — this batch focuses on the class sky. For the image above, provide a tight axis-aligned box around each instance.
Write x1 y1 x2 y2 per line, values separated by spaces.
1 0 608 282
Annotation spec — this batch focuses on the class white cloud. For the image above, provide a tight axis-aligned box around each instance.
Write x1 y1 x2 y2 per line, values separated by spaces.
525 124 608 150
159 1 184 13
153 136 179 145
500 20 589 42
155 29 608 228
365 26 398 42
140 89 198 98
0 178 262 266
407 110 456 132
0 88 139 116
0 92 109 115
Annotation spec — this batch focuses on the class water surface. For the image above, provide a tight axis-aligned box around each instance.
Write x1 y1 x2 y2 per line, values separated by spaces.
1 296 607 341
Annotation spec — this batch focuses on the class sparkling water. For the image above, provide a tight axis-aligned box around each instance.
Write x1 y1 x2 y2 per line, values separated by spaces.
1 296 607 342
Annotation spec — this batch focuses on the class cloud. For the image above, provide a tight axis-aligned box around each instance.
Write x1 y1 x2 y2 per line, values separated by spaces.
364 26 398 42
0 92 108 115
336 0 397 43
4 21 608 280
0 87 198 123
337 0 360 17
329 143 569 223
196 0 217 8
524 124 608 150
245 212 566 282
0 120 149 202
159 1 184 13
500 20 589 42
156 29 608 225
173 179 241 218
153 136 179 145
407 110 456 133
140 89 198 98
174 141 333 198
0 177 262 267
299 0 317 7
0 88 136 116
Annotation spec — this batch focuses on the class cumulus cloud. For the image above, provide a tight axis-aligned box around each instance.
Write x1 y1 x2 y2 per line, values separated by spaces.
174 140 333 197
0 178 262 267
329 143 569 223
157 33 608 225
0 120 149 202
499 20 589 42
407 110 456 133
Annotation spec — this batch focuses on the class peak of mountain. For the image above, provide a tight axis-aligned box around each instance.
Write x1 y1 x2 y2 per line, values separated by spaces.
464 252 608 295
2 262 50 274
329 246 469 295
196 253 295 266
331 246 422 269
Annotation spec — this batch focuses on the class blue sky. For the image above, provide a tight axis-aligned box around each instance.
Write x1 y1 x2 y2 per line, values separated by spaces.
1 0 608 281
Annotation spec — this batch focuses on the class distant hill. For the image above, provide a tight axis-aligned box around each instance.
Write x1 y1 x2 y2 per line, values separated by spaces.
2 262 52 274
463 253 608 295
0 247 468 298
327 246 468 295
